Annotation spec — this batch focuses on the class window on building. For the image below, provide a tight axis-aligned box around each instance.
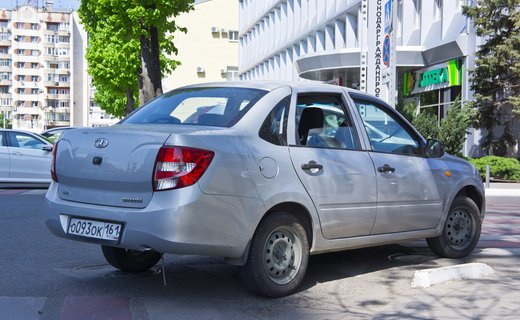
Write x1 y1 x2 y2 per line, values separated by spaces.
0 59 11 67
16 88 24 94
0 32 10 41
228 30 239 41
60 75 69 82
31 23 39 30
18 75 25 81
0 21 8 28
59 23 69 31
31 101 38 107
31 36 38 43
31 50 39 56
59 88 69 94
0 72 11 80
17 49 25 55
48 88 58 94
413 0 421 28
31 62 38 69
17 62 25 68
17 100 26 107
0 47 9 54
31 75 38 82
59 101 69 108
31 88 39 94
0 86 9 94
49 63 58 69
1 98 12 105
47 23 59 31
59 36 70 43
226 66 239 81
16 22 24 29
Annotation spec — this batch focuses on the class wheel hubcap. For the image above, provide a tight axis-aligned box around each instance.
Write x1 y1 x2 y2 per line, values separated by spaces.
264 226 302 285
445 208 474 249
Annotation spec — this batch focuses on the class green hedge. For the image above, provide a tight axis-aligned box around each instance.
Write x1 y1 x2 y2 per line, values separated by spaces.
469 156 520 181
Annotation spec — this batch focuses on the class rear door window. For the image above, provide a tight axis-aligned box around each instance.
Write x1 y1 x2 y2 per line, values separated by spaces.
295 94 360 150
259 96 290 146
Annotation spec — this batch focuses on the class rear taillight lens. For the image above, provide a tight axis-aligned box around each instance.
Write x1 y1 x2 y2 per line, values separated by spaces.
51 140 59 182
153 146 214 191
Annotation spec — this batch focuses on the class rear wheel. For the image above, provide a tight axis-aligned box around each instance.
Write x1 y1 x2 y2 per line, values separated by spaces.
101 245 161 272
240 212 309 297
427 196 482 258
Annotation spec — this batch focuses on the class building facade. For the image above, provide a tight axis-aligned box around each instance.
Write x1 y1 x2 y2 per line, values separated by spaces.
162 0 240 91
239 0 488 156
0 2 90 132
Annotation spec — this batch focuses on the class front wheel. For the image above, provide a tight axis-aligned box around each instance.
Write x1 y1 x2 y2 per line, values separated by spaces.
427 196 482 259
240 212 309 297
101 245 161 272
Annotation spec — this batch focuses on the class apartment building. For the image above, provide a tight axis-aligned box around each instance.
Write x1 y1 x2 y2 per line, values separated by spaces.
239 0 491 156
0 2 89 132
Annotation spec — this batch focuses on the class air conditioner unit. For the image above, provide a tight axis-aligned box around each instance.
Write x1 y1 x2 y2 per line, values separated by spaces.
196 67 205 73
211 26 219 33
220 68 227 74
220 28 227 33
55 81 59 85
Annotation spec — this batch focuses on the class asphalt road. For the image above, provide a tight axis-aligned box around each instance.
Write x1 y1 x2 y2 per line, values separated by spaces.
1 189 519 319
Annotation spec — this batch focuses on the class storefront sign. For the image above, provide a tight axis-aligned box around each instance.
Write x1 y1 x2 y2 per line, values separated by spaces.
403 59 462 96
367 0 384 98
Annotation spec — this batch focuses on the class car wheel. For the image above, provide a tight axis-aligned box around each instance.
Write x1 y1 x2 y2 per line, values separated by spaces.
101 245 161 272
427 196 482 259
240 212 309 297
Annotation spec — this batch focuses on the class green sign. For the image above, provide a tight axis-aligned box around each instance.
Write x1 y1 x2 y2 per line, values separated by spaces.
419 67 448 87
403 59 462 96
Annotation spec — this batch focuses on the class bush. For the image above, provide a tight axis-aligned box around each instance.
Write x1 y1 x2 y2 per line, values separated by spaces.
469 156 520 181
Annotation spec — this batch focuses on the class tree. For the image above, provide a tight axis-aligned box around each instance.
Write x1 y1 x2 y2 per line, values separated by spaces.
79 0 193 115
463 1 520 156
0 112 11 129
411 97 475 157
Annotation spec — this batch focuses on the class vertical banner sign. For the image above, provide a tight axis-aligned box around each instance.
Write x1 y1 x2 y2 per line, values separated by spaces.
366 0 397 107
367 0 384 99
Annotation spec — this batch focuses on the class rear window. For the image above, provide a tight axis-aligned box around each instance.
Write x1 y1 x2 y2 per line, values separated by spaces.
122 87 268 127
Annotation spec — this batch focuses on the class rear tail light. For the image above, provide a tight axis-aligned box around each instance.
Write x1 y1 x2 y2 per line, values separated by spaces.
153 146 214 191
51 140 59 182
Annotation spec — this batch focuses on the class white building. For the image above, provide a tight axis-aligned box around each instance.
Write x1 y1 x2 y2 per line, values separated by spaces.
0 2 92 132
239 0 487 156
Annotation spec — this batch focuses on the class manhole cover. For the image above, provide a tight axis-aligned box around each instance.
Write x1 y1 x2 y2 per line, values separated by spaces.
388 253 434 263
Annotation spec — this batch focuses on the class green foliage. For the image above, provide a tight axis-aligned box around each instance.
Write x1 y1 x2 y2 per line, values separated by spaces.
0 112 11 129
79 0 193 115
411 98 475 157
469 156 520 181
463 1 520 152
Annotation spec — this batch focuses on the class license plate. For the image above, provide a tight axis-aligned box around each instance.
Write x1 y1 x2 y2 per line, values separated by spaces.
67 218 122 241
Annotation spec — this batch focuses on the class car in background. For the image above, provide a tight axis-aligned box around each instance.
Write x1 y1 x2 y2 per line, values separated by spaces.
41 127 77 143
44 82 485 297
0 129 53 184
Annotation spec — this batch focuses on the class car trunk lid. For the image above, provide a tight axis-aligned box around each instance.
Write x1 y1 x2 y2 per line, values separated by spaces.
55 125 174 208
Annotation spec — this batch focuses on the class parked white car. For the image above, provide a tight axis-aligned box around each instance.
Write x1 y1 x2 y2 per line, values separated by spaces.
0 129 53 184
45 82 485 297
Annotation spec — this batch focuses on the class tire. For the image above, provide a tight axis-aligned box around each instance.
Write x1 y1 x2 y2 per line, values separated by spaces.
427 196 482 259
101 245 161 272
240 212 309 297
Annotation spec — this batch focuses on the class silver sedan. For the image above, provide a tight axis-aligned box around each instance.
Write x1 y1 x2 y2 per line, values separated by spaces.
44 82 485 297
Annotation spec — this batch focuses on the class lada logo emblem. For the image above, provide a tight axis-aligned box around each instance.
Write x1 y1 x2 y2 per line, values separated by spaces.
94 138 109 148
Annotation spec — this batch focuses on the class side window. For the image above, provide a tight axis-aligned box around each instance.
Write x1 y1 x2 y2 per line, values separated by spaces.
353 99 421 155
296 94 360 150
259 96 290 146
0 132 4 146
9 132 45 150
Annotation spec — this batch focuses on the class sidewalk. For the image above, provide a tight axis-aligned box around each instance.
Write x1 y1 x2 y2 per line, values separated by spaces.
485 182 520 197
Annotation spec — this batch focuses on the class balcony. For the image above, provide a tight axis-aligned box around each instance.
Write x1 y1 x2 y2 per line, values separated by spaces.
0 79 12 85
14 107 41 115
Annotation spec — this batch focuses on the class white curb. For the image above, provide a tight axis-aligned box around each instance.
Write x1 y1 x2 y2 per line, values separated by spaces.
411 263 495 288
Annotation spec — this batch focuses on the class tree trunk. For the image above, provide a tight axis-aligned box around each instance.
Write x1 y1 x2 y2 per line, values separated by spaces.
139 26 163 106
125 87 135 115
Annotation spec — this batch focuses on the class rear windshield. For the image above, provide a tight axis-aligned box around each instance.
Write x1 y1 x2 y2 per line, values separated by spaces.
122 87 268 127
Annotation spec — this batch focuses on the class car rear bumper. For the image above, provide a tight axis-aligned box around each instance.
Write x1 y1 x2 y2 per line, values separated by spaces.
44 182 262 258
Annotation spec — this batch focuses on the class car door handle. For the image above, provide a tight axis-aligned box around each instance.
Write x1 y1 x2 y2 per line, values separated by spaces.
301 161 323 171
377 164 395 174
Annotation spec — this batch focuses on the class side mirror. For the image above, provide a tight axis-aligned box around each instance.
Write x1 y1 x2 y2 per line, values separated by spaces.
425 139 445 158
42 145 53 152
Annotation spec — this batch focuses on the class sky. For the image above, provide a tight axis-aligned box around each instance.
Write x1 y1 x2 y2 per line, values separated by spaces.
2 0 80 10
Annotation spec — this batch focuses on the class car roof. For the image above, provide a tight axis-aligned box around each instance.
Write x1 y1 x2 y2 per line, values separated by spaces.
178 80 360 92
